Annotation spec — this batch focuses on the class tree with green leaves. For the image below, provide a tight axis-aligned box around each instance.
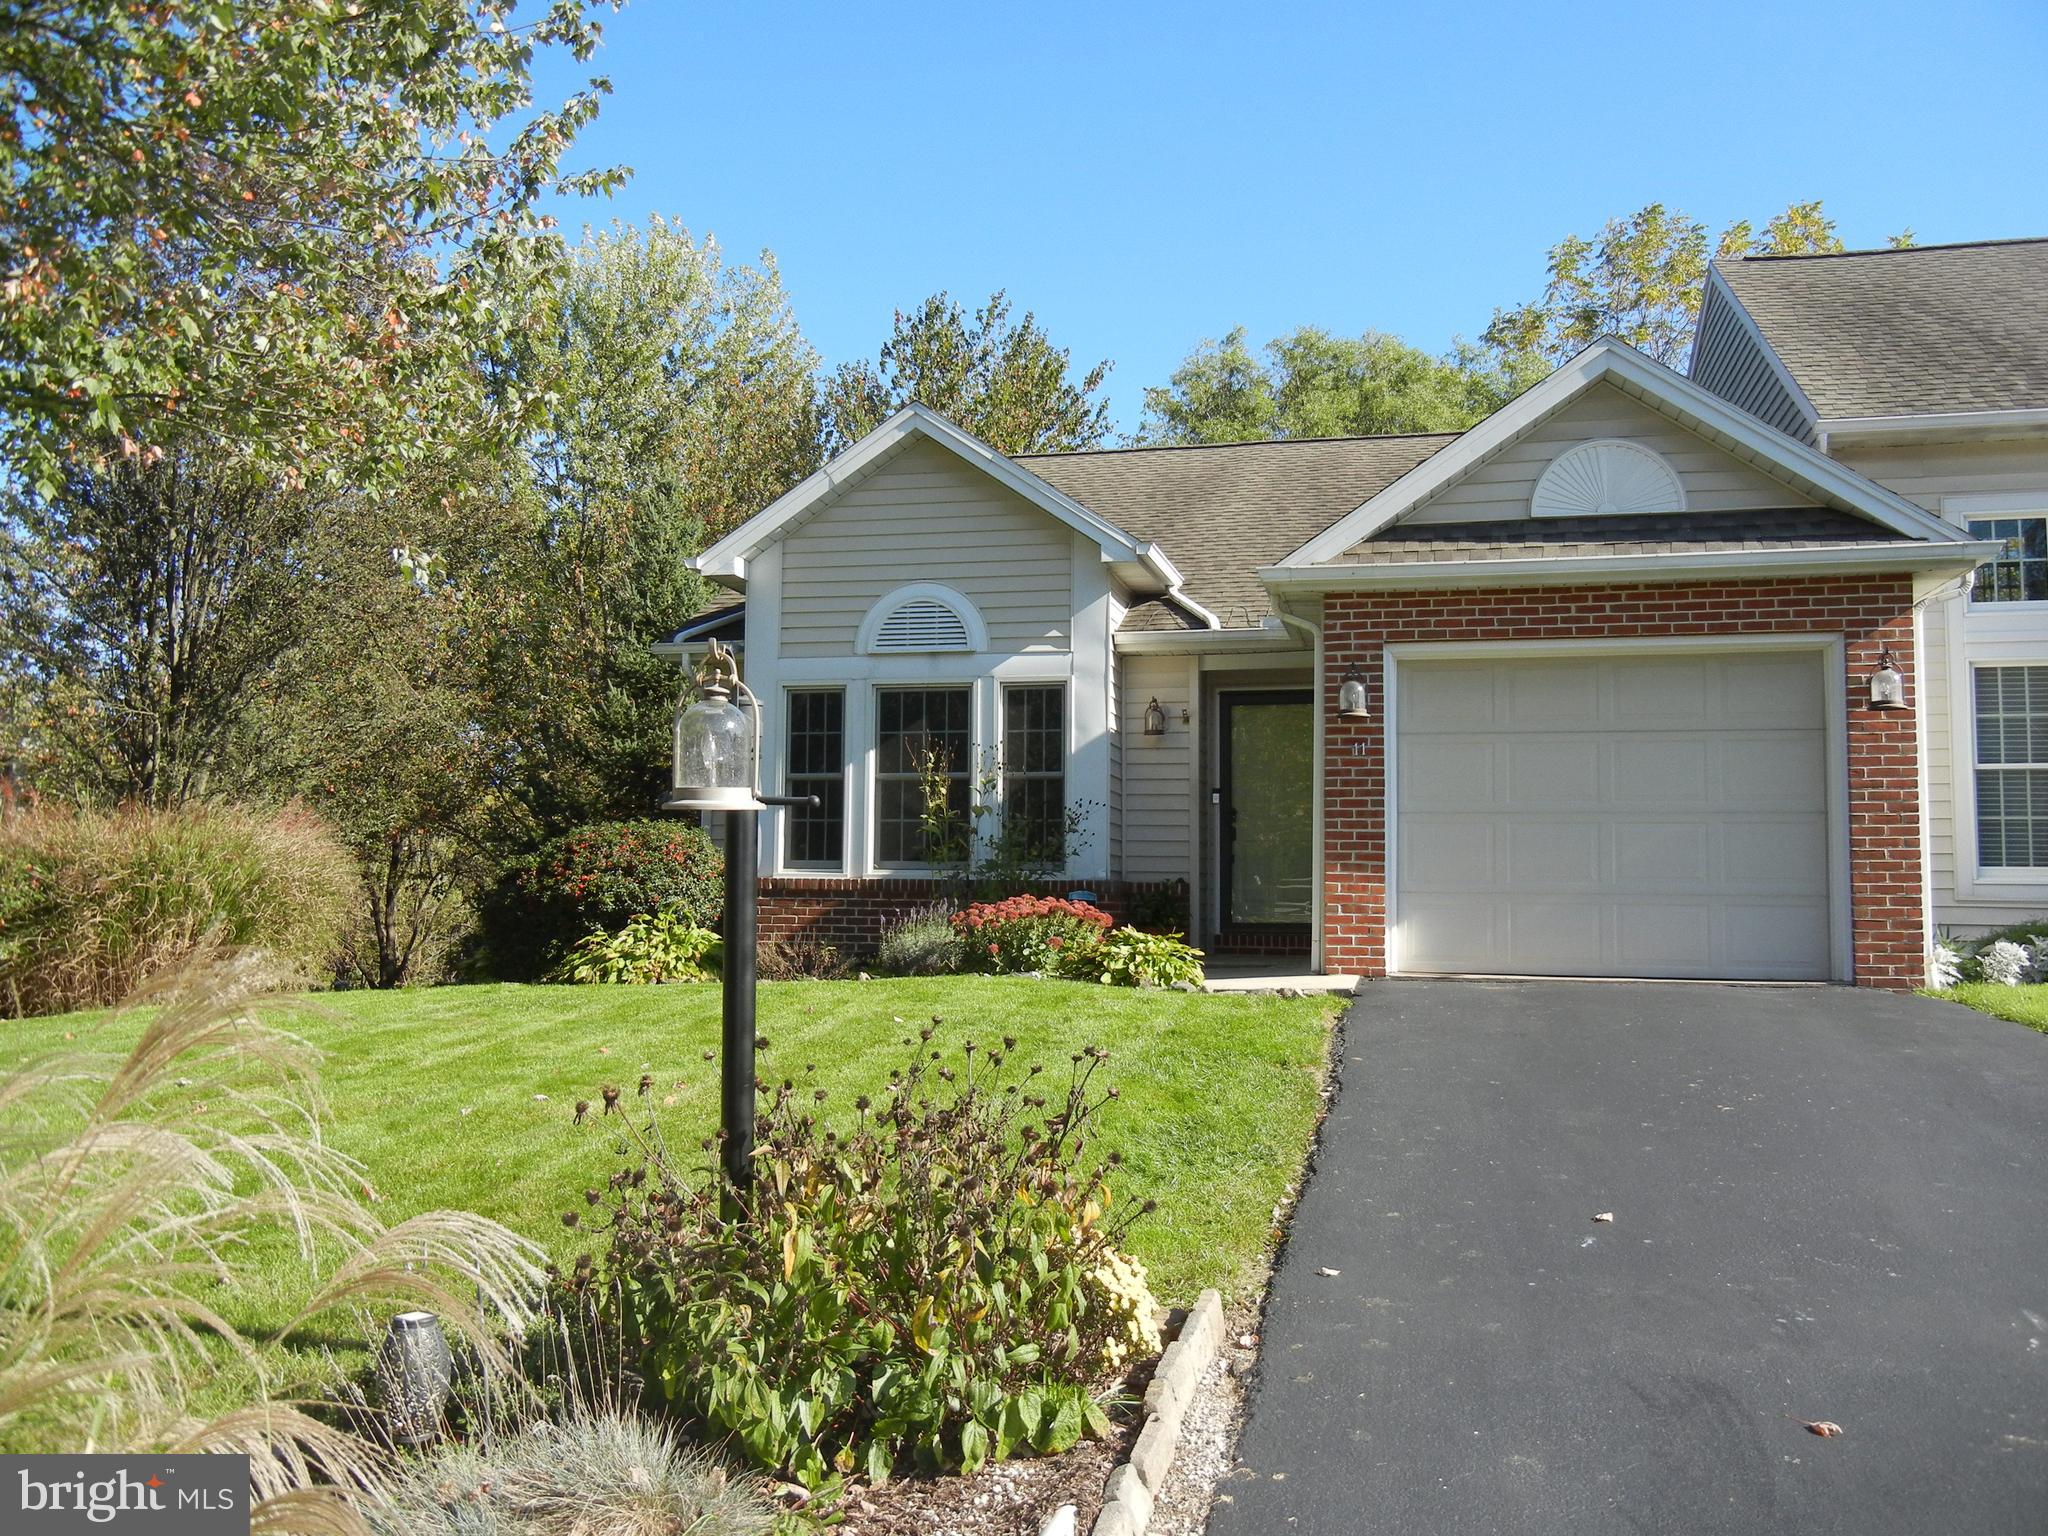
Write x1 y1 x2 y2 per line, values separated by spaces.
0 0 625 496
482 220 821 840
1139 326 1536 446
0 448 324 806
1480 199 1910 370
822 290 1112 455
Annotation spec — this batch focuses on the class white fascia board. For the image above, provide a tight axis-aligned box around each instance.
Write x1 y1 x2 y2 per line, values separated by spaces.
690 403 1148 579
1279 339 1963 569
1686 265 1821 434
1818 407 2048 444
1259 538 2000 592
1115 622 1304 655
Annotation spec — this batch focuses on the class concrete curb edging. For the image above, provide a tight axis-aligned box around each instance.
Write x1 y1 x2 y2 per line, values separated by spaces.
1073 1288 1224 1536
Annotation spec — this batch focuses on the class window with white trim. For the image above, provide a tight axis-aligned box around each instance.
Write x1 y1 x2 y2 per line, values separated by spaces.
1973 664 2048 869
875 687 972 867
1002 684 1066 863
1967 516 2048 603
783 689 844 868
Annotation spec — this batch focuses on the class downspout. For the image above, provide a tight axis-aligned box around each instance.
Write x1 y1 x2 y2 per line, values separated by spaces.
1275 606 1326 975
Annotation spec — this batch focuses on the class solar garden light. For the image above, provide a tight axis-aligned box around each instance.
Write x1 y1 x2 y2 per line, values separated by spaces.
375 1310 453 1445
662 638 815 1210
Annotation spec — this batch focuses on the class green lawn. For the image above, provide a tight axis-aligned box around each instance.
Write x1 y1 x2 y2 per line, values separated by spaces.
12 977 1337 1399
1926 982 2048 1033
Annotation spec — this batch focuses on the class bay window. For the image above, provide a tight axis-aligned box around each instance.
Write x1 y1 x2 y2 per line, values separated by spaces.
875 687 972 867
1002 684 1067 862
783 689 845 868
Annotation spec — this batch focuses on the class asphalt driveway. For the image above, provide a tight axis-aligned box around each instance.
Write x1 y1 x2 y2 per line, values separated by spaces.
1210 981 2048 1536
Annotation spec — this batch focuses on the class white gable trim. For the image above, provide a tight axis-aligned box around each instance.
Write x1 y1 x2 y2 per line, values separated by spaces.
1274 339 1962 572
692 403 1159 583
1685 265 1821 435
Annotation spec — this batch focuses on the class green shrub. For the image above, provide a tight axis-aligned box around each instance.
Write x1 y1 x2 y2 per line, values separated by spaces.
497 819 723 976
0 803 355 1017
874 903 965 976
1078 928 1206 989
569 1029 1161 1490
549 910 722 985
952 895 1112 975
1124 883 1191 935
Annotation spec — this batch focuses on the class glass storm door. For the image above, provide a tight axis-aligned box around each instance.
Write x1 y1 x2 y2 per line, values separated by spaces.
1221 691 1314 927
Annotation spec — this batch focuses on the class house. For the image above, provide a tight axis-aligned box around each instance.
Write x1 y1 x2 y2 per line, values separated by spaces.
1688 237 2048 943
670 243 2048 988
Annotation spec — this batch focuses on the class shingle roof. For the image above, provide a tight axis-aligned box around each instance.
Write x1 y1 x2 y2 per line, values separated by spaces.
1345 508 1913 565
1715 238 2048 419
1017 434 1457 627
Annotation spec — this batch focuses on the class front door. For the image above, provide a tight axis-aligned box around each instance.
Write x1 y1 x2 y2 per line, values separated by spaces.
1220 691 1314 931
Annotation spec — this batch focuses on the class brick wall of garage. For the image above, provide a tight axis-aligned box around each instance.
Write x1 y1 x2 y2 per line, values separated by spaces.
1320 576 1924 988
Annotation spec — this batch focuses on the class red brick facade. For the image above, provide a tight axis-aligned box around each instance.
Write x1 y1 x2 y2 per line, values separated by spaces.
758 877 1180 957
1319 576 1925 988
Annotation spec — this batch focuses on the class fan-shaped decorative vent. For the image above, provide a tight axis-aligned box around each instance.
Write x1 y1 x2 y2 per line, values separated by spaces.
1530 439 1686 519
871 598 972 652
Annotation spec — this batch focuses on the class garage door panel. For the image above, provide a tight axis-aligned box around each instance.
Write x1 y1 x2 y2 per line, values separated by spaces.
1507 664 1600 725
1502 739 1603 805
1720 735 1825 806
1614 821 1711 882
1722 819 1830 889
1613 737 1709 802
1506 821 1602 884
1399 738 1496 808
1394 651 1834 981
1719 653 1826 724
1616 903 1715 970
1399 818 1495 889
1504 903 1603 970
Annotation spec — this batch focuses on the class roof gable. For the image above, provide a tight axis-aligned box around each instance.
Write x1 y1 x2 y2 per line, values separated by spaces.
1711 239 2048 421
691 404 1181 593
1273 340 1962 571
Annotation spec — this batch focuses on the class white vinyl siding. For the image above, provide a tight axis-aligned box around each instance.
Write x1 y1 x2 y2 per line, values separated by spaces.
1689 282 1817 443
780 438 1073 657
1403 382 1819 525
1394 650 1834 981
1838 440 2048 931
1118 653 1196 882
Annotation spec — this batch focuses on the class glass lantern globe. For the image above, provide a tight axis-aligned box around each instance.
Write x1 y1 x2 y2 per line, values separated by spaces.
666 683 763 811
1337 666 1371 720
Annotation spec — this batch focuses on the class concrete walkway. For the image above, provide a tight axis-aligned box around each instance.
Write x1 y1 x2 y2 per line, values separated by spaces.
1211 980 2048 1536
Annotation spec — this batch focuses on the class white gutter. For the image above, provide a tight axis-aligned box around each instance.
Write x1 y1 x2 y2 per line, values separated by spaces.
1114 620 1304 655
1817 407 2048 449
1259 539 1998 593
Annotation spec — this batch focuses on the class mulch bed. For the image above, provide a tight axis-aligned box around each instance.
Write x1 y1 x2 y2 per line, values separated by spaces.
822 1353 1157 1536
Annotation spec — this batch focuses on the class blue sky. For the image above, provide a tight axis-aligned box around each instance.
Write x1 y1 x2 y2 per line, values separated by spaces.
533 0 2048 434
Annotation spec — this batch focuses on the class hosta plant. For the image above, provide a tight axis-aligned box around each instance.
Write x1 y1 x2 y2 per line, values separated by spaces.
952 895 1112 975
564 1027 1159 1490
550 910 722 985
1080 928 1206 989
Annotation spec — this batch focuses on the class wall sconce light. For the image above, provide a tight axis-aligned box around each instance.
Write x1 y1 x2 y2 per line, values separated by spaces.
1143 697 1167 736
1868 647 1905 710
1337 666 1371 720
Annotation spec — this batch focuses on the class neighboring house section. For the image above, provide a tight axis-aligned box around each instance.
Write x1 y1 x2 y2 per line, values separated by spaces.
672 330 2000 987
1691 239 2048 937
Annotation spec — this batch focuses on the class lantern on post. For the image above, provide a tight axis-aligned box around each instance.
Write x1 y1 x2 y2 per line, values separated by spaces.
661 638 813 1213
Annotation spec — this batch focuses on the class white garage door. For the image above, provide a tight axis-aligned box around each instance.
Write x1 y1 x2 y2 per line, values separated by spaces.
1394 650 1835 981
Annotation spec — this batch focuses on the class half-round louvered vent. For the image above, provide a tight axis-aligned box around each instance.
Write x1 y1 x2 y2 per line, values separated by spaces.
1530 438 1686 519
872 597 972 652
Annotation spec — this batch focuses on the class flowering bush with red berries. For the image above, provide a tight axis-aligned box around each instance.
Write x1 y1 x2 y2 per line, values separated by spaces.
952 896 1112 975
492 819 723 975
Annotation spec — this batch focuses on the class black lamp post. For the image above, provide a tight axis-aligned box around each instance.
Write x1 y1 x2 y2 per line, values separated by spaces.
662 638 813 1208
